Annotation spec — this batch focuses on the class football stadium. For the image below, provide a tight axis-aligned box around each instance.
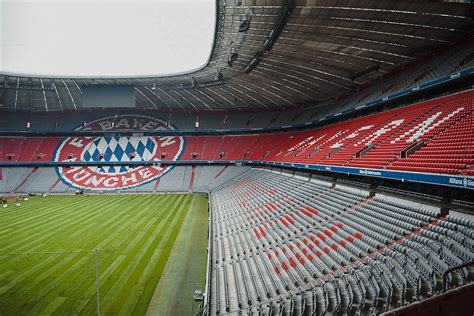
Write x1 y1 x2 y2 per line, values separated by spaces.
0 0 473 315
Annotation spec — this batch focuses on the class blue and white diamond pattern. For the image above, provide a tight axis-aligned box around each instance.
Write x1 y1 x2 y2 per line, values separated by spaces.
82 136 157 174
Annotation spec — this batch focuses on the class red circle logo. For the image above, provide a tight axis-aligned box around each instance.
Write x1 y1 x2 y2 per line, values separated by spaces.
54 115 185 190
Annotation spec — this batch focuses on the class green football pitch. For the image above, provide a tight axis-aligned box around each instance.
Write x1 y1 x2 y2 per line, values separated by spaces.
0 193 209 315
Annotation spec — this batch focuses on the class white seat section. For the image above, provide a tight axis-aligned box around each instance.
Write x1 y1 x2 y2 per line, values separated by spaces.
208 168 474 315
0 166 251 194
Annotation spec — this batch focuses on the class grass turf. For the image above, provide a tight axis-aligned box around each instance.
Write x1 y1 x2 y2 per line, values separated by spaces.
146 193 209 315
0 194 207 315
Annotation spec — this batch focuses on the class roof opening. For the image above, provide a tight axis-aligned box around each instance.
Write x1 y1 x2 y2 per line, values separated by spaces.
1 0 215 78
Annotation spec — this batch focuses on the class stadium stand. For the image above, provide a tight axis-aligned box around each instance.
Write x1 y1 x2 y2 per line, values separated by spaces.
0 166 250 194
325 41 474 117
0 41 472 132
207 169 473 314
1 90 472 177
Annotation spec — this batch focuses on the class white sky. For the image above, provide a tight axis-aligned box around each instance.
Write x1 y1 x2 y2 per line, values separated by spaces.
0 0 215 77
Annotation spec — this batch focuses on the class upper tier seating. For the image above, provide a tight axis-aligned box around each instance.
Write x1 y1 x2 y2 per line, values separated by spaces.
208 169 473 315
1 90 473 177
0 41 472 132
327 41 474 116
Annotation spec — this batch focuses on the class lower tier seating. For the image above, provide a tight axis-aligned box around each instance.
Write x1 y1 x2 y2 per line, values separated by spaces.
0 166 249 193
208 169 474 315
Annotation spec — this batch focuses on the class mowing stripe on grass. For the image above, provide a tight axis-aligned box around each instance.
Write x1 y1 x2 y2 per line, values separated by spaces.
0 194 199 315
147 194 209 316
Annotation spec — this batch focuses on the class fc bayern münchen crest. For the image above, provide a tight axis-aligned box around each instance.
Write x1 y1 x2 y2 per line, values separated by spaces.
53 115 185 190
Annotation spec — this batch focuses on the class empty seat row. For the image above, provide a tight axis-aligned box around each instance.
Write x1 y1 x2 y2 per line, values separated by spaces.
207 169 474 315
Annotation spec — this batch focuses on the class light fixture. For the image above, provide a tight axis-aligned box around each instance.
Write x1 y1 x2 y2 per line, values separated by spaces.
239 14 251 32
152 81 157 90
243 52 263 74
350 63 380 81
228 48 239 67
215 69 224 81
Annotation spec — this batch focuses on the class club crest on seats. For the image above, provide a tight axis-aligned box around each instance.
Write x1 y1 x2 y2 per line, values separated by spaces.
53 115 185 190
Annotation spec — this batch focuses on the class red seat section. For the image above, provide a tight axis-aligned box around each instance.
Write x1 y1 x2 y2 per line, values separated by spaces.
0 90 473 177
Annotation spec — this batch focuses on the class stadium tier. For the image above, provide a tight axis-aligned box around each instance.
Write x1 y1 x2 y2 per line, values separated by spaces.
0 166 248 194
1 90 473 179
208 169 473 315
0 41 472 131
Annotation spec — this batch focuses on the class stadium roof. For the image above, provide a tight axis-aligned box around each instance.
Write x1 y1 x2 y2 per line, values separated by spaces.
0 0 473 112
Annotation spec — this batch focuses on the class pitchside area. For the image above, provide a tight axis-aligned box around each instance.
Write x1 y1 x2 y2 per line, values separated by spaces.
0 194 208 315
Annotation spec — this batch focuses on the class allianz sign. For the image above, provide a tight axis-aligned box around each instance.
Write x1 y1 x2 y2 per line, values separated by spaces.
449 177 474 188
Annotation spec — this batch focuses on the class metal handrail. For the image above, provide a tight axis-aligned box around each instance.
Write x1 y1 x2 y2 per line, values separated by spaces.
443 261 474 292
